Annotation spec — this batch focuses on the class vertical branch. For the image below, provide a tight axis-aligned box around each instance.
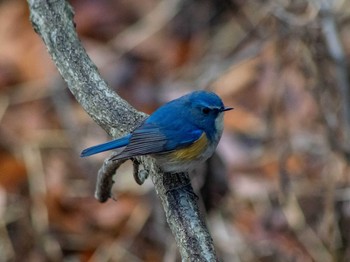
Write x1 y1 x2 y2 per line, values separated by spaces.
319 0 350 149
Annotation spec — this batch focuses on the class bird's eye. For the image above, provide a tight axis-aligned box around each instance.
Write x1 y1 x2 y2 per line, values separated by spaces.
202 107 210 114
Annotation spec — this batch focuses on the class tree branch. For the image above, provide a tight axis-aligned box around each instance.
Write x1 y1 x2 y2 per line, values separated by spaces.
27 0 218 260
319 0 350 150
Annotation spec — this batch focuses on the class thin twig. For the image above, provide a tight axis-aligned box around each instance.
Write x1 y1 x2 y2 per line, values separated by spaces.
95 154 127 202
319 0 350 150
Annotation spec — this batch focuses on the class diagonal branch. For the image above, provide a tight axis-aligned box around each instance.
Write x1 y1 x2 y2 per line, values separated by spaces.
27 0 218 260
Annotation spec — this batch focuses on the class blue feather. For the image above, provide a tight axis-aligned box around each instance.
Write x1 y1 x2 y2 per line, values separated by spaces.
80 135 131 157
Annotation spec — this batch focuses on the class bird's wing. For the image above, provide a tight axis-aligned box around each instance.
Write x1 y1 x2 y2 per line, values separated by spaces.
110 123 203 161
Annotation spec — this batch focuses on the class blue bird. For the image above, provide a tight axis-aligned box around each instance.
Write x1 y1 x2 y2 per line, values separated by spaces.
81 91 233 173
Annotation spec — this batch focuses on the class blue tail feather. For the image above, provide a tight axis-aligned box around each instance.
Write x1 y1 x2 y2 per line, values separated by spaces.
81 135 131 157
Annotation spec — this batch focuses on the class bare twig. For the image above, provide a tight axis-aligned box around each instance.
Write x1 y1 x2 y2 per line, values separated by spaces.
282 194 333 262
95 153 127 202
109 0 182 56
23 144 63 260
319 0 350 149
0 189 15 261
270 0 320 26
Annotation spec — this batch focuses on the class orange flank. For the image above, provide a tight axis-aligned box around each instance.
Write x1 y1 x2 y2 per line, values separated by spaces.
171 132 208 160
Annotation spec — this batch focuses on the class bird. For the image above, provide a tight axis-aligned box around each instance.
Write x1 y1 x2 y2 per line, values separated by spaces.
81 90 233 173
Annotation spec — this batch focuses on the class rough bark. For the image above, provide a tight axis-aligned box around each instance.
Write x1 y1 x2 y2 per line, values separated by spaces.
27 0 218 261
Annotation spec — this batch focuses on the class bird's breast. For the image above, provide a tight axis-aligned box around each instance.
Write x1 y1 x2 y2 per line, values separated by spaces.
153 132 211 172
170 132 208 160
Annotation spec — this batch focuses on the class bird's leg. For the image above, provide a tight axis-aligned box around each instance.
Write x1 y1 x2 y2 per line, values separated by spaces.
95 152 127 202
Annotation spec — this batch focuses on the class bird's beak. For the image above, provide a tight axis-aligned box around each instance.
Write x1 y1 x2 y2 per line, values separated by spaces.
222 107 233 112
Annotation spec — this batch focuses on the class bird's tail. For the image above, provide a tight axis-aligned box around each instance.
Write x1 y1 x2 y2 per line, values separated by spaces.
80 135 131 157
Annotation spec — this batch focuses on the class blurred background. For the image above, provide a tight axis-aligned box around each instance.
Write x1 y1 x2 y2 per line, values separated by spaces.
0 0 350 261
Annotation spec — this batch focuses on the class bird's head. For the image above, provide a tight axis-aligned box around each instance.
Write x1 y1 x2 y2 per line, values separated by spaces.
186 91 233 138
